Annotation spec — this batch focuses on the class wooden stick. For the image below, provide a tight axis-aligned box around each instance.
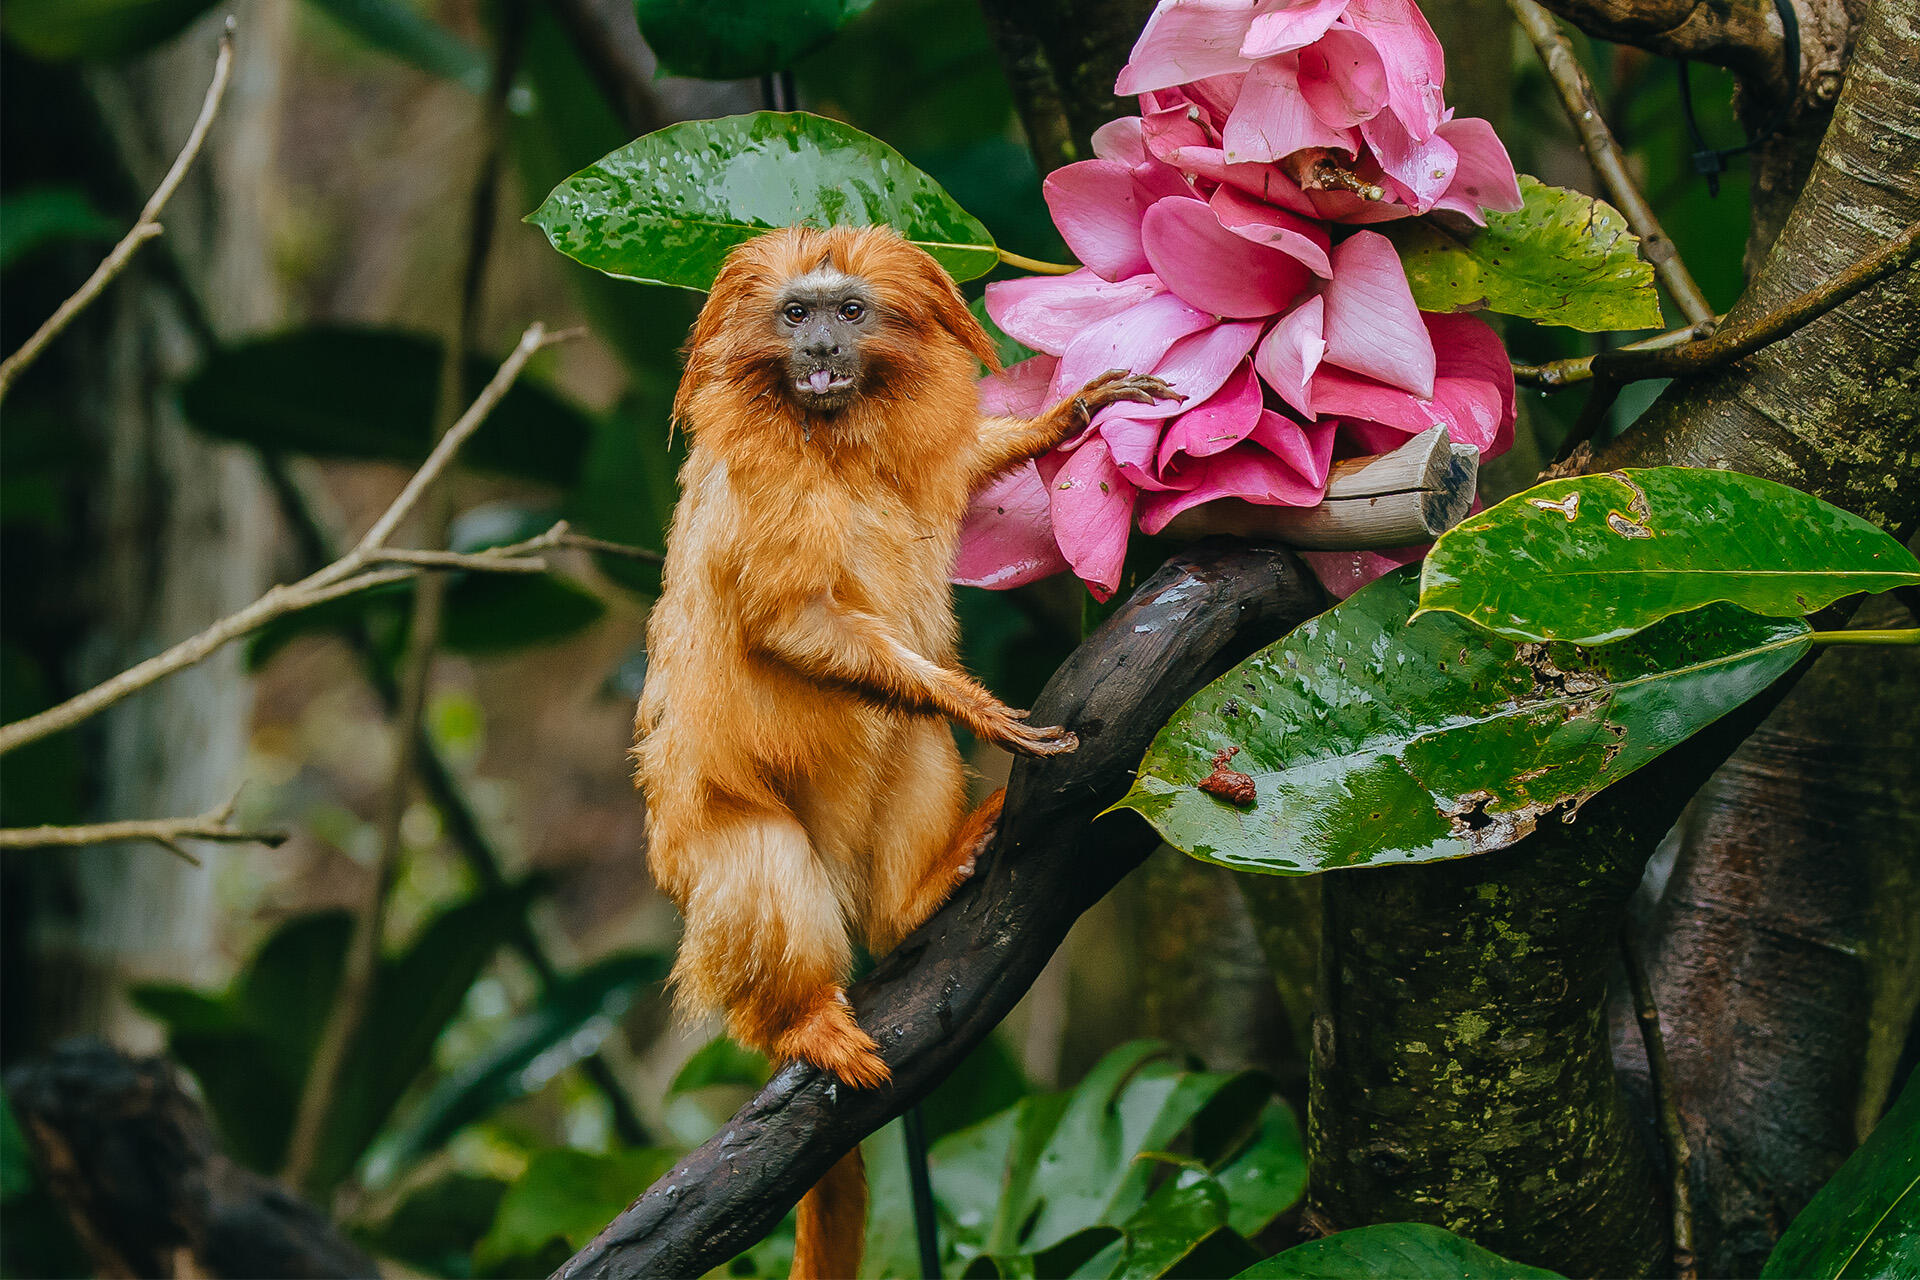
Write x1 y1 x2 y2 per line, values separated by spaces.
1161 426 1479 549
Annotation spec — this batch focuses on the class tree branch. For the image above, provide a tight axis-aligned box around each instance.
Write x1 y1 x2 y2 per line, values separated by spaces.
0 20 234 403
0 791 286 864
550 545 1327 1280
1623 927 1698 1280
1512 0 1717 326
0 322 579 758
1530 0 1795 100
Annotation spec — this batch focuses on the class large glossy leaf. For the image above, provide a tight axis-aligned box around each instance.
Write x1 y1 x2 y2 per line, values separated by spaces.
1112 569 1811 874
302 0 487 88
1236 1223 1563 1277
367 952 668 1185
1420 468 1920 644
636 0 873 80
527 112 1001 291
1762 1071 1920 1279
2 0 217 60
179 327 591 486
1386 176 1662 331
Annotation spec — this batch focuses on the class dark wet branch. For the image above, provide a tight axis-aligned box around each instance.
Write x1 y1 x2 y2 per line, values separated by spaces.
551 544 1327 1280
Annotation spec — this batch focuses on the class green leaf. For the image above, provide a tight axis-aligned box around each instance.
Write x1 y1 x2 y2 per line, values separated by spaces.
1762 1071 1920 1279
1419 468 1920 644
132 886 539 1189
1235 1223 1563 1277
668 1035 771 1096
527 112 1001 291
368 952 668 1185
1386 176 1663 331
1112 569 1811 874
179 327 592 487
566 395 680 598
473 1147 681 1276
0 1091 33 1201
2 0 217 60
0 187 120 269
1213 1103 1307 1239
301 0 487 87
636 0 873 80
1102 1171 1240 1279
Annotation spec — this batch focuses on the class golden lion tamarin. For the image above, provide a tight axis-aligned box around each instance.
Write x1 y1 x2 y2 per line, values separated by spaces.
633 224 1176 1277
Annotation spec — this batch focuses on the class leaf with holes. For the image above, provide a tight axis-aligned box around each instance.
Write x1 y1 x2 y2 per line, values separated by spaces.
1419 468 1920 644
1110 568 1810 874
1386 176 1662 331
527 112 1001 291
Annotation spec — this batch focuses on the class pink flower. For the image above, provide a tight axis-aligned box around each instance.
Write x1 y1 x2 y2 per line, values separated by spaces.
954 0 1521 601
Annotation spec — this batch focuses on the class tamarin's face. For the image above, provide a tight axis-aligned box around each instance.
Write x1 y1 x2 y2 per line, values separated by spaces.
774 263 876 414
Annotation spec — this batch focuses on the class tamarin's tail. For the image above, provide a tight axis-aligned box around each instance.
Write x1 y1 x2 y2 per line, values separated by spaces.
787 791 1006 1279
791 1147 866 1280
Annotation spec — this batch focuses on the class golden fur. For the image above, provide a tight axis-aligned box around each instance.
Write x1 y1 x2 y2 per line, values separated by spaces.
633 225 1174 1279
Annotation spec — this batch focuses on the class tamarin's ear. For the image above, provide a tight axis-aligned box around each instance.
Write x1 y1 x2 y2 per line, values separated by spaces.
913 252 1002 375
675 247 757 422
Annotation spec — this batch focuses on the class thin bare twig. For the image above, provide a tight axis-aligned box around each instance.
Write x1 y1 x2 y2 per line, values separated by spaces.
1623 929 1697 1280
0 20 236 402
1595 220 1920 381
0 323 575 759
283 11 530 1198
1510 0 1717 327
0 791 286 864
1514 317 1721 389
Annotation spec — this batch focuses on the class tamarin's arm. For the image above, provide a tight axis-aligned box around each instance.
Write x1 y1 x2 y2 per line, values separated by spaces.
970 370 1181 483
746 593 1077 756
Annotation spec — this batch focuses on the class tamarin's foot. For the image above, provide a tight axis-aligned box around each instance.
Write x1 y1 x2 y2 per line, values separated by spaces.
777 989 891 1089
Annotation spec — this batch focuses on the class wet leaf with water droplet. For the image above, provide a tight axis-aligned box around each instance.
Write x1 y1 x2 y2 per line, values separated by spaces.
527 112 1001 291
1420 467 1920 644
1111 568 1810 874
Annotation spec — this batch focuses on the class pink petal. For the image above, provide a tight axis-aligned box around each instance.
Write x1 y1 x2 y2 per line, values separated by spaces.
1091 117 1149 165
953 463 1071 589
1301 544 1428 597
1249 411 1337 484
1297 25 1388 129
1156 358 1264 466
1314 311 1512 454
1049 291 1217 404
1253 295 1326 417
1141 196 1314 318
1125 317 1265 418
1115 0 1265 95
1210 186 1334 276
1136 437 1330 533
1044 160 1150 282
1321 230 1434 396
1101 412 1187 492
1183 71 1250 125
1039 438 1137 601
1342 0 1445 139
978 352 1062 418
1361 109 1457 212
1430 117 1523 222
985 271 1166 357
1241 0 1351 55
1225 54 1358 165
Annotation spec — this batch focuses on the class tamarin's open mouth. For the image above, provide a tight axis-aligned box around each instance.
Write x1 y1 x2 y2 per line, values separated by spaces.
798 370 856 397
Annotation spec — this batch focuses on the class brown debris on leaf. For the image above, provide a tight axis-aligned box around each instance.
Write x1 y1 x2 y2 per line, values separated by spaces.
1198 746 1257 806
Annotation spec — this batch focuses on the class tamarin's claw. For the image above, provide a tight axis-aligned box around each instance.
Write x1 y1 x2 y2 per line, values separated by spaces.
1079 370 1186 413
995 717 1079 758
776 989 891 1089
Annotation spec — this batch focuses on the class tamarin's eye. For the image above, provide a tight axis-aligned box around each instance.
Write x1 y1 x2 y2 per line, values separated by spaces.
839 300 865 322
783 304 807 324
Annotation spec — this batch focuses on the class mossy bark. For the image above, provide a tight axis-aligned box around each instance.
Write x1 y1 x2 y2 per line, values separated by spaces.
1316 0 1920 1273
